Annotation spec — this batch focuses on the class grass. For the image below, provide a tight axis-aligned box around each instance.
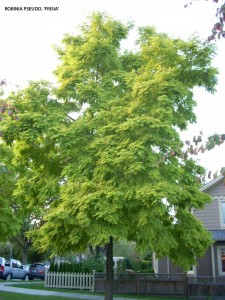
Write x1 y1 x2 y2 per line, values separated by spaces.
4 282 187 300
0 292 187 300
0 291 85 300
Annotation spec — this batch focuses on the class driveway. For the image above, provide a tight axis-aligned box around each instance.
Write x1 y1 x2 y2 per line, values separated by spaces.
0 281 139 300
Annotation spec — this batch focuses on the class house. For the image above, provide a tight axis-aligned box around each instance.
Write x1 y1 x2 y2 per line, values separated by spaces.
154 174 225 276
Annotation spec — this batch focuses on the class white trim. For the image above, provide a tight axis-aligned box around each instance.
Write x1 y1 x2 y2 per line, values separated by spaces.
200 174 224 192
152 253 158 273
167 257 170 274
217 246 225 276
213 196 225 201
219 199 225 228
193 265 197 276
187 267 194 275
187 264 197 276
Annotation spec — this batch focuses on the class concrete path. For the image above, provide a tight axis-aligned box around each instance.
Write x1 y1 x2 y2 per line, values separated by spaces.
0 281 140 300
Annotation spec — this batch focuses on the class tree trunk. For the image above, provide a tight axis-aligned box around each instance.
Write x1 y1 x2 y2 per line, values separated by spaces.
22 240 30 265
89 245 95 256
89 245 105 257
22 248 28 265
105 236 113 300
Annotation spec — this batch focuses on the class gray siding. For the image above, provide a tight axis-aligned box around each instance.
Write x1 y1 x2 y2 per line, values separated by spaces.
196 248 212 276
158 257 168 273
169 260 183 274
193 179 225 230
193 198 221 230
214 243 219 276
157 176 225 276
158 257 183 274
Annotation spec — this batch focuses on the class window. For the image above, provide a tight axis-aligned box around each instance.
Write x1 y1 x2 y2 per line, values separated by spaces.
219 201 225 227
17 261 22 268
217 246 225 275
187 265 196 276
5 261 10 267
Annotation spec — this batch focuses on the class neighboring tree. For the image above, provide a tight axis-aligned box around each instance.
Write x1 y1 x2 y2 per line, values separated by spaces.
185 0 225 41
182 132 225 181
184 1 225 181
113 240 138 260
0 90 19 237
89 245 105 257
10 210 44 264
0 142 21 241
27 245 50 264
0 81 65 260
0 13 219 300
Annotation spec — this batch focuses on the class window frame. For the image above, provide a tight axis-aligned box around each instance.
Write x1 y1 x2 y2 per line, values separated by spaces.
219 200 225 228
217 246 225 276
187 265 196 276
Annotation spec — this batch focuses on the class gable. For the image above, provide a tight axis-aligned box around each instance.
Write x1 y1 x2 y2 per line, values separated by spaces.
201 175 225 197
194 175 225 230
206 180 225 197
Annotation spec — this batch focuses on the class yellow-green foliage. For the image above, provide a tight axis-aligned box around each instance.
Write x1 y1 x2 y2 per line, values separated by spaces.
0 12 218 271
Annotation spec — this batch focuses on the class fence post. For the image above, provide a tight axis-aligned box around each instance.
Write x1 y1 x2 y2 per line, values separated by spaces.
137 272 141 296
92 270 96 292
44 268 48 287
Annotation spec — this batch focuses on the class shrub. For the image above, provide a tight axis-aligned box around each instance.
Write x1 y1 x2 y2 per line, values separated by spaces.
48 256 105 274
73 262 82 273
58 262 63 273
130 260 152 272
81 256 105 273
49 261 55 272
141 268 154 273
124 258 132 269
116 259 126 273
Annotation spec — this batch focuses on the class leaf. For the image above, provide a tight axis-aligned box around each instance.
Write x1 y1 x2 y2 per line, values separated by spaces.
199 144 205 153
0 13 217 271
208 171 212 179
197 135 202 143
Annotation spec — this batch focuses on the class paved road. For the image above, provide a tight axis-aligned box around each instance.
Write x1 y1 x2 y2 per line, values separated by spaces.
0 281 139 300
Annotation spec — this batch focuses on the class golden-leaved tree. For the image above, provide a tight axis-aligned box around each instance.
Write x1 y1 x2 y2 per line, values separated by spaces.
0 12 219 300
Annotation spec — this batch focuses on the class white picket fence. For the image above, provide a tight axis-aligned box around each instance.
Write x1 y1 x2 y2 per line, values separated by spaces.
45 271 94 290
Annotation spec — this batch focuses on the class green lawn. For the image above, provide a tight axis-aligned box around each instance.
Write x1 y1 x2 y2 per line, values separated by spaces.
5 282 187 300
0 291 86 300
0 292 187 300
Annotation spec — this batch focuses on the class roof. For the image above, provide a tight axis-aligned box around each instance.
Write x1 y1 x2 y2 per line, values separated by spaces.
210 230 225 242
200 174 225 192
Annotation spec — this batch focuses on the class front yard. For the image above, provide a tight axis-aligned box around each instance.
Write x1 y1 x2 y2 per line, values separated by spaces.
6 281 187 300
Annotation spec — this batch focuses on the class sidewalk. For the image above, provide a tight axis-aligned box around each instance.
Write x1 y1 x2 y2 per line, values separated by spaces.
0 281 140 300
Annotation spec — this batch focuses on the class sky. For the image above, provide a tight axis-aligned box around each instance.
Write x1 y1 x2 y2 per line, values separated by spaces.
0 0 224 177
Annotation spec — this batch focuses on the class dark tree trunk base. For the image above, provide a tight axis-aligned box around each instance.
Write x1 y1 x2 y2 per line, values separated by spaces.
105 236 113 300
